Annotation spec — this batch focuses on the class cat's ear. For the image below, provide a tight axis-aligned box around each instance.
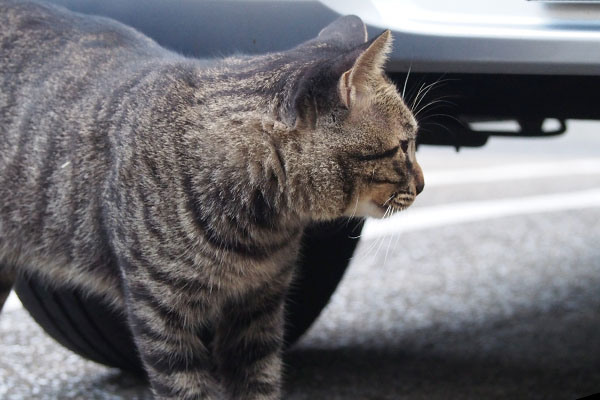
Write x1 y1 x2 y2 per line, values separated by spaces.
317 15 368 49
285 22 390 130
339 30 393 109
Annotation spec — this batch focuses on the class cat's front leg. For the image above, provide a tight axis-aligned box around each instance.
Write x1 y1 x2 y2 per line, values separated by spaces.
124 275 221 400
214 284 288 400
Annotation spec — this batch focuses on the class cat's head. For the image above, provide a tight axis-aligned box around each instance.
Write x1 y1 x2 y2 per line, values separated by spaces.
284 17 424 219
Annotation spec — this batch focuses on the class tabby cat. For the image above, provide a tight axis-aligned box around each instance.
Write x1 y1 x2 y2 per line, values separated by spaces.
0 0 424 398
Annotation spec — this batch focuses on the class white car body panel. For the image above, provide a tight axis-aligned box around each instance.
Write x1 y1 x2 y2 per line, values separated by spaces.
322 0 600 74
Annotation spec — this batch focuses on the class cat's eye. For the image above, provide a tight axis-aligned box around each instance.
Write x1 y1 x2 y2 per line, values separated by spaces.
400 140 409 153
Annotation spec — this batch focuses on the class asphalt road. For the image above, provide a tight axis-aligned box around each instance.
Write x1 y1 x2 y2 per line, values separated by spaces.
1 120 599 399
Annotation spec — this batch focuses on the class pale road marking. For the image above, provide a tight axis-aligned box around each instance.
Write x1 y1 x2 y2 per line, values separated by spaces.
4 291 21 312
424 159 600 186
362 188 600 240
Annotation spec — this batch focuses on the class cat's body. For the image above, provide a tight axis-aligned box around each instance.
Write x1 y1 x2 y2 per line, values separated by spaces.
0 1 424 399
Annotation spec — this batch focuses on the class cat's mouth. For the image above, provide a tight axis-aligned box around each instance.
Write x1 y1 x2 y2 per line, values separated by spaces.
374 191 415 215
348 192 416 218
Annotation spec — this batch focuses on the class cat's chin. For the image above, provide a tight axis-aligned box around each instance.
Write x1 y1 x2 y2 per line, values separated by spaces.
344 199 407 219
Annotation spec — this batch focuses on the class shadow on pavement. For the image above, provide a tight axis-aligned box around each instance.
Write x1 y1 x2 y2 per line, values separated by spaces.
285 297 600 400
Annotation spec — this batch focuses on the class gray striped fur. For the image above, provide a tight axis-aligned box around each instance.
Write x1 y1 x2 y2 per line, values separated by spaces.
0 1 424 398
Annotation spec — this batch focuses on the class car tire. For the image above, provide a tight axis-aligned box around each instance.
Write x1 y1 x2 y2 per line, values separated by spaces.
14 219 364 373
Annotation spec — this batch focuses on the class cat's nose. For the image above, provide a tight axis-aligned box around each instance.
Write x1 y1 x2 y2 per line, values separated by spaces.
413 163 424 195
416 177 424 195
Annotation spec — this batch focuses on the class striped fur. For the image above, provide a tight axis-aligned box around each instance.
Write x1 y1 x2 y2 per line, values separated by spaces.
0 1 424 398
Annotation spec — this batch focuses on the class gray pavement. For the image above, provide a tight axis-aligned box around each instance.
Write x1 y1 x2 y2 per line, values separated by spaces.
1 120 599 399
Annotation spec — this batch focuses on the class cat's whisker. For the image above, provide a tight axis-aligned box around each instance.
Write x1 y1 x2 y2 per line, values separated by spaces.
348 217 366 239
414 96 453 118
350 195 360 219
384 229 395 264
369 167 376 185
414 97 457 118
421 76 452 96
411 76 454 115
412 83 433 113
410 82 428 112
362 238 379 260
417 106 458 121
357 230 381 260
419 112 463 126
417 76 455 104
381 205 395 262
416 95 457 111
412 79 442 113
401 64 412 101
344 195 362 232
405 81 423 113
383 193 396 207
422 121 458 137
373 218 389 259
372 206 393 260
361 208 392 259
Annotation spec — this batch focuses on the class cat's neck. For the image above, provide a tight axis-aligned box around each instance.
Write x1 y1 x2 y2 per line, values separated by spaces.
196 51 318 124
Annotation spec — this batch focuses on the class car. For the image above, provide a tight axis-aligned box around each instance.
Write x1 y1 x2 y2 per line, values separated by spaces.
15 0 600 374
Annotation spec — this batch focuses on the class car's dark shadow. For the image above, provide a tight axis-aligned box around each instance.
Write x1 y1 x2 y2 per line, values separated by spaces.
284 299 600 400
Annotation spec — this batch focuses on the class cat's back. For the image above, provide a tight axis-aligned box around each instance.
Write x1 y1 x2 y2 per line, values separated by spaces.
1 0 164 79
0 0 174 297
